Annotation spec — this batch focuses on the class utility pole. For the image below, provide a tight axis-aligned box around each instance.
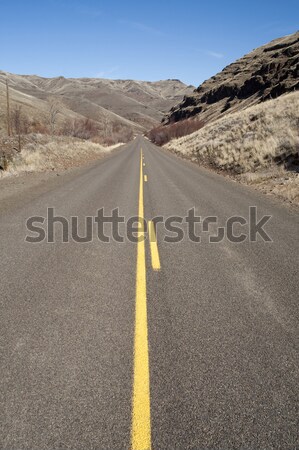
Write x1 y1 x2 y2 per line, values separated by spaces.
6 79 11 136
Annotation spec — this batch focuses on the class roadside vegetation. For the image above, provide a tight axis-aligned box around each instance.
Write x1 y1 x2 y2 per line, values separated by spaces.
0 134 120 177
146 117 204 145
163 92 299 204
0 97 125 176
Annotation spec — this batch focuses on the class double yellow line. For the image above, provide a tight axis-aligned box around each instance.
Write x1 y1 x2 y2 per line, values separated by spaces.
131 150 160 450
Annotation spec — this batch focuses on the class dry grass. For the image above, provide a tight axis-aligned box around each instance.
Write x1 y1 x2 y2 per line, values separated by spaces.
239 167 299 203
165 92 299 204
0 134 121 177
165 91 299 173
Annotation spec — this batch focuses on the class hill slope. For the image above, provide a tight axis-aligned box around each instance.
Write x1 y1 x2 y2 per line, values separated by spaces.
0 72 194 138
165 91 299 204
165 31 299 125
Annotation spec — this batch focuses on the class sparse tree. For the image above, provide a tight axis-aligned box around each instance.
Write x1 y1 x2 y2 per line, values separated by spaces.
11 105 30 152
60 117 98 140
6 79 11 136
60 118 75 136
102 114 112 140
11 105 22 135
47 98 61 134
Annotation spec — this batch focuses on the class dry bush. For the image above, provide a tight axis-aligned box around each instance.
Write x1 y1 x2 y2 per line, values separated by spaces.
95 122 133 145
165 91 299 173
113 125 133 143
0 153 9 171
1 134 120 176
29 120 50 134
60 118 132 144
147 118 204 146
99 136 117 146
47 97 61 134
11 106 30 135
60 118 99 140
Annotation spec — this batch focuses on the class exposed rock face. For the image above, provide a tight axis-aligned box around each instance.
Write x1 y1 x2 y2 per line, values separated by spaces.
165 31 299 125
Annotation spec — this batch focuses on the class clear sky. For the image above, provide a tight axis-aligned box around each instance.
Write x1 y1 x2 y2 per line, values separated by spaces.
1 0 298 86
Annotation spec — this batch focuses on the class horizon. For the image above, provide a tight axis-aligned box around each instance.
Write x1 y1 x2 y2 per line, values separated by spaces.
0 69 195 86
1 0 298 86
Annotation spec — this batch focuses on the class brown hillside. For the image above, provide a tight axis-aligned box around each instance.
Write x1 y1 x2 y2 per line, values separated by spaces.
0 72 194 137
165 31 299 125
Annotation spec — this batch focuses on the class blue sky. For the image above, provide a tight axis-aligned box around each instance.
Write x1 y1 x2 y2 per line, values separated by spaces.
1 0 298 86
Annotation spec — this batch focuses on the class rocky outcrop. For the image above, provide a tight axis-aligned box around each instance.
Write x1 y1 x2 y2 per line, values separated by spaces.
165 31 299 125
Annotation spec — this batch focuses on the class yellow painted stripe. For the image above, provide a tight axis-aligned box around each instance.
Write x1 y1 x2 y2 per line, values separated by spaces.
148 221 161 271
144 175 147 182
131 150 151 450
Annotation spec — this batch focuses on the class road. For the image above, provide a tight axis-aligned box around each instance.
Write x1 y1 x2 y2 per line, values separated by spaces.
0 136 298 449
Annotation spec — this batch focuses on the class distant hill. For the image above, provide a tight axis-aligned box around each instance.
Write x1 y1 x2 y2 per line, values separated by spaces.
0 72 194 140
165 31 299 126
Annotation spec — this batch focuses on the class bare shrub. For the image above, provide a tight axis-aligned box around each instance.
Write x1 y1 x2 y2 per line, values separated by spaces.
0 154 9 171
95 122 133 145
113 125 133 143
11 106 30 135
30 120 49 134
99 136 117 146
47 97 61 134
147 118 204 146
59 115 133 145
60 118 99 140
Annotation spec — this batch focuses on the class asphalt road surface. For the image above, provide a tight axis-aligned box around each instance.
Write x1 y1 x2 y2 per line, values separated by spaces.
0 136 298 449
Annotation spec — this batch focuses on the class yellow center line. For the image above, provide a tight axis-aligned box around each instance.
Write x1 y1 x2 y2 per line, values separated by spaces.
131 149 151 450
148 221 161 271
144 175 148 182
